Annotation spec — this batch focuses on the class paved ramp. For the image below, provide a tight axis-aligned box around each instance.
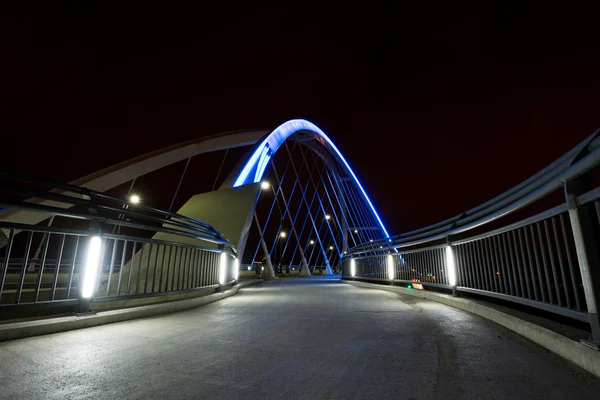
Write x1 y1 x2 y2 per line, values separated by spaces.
1 277 599 399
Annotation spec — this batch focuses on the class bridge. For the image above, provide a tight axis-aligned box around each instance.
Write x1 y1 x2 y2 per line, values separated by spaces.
1 119 600 398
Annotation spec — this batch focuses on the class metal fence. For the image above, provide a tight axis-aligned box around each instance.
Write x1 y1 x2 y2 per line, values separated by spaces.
343 129 600 346
0 170 238 317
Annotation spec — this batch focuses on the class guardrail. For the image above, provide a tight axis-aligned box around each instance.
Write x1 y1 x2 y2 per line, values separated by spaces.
0 170 238 317
343 129 600 348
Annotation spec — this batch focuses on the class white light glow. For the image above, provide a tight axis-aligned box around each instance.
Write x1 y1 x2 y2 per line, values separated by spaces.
233 258 240 280
231 119 391 240
280 231 286 238
81 236 102 298
329 246 334 250
129 194 141 204
261 266 265 271
247 266 252 271
219 252 227 285
446 246 457 286
310 240 314 245
261 181 270 190
387 254 395 280
354 230 358 233
325 214 331 220
350 258 356 278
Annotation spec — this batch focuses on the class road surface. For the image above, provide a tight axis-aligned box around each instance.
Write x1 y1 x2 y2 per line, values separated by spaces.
1 277 599 399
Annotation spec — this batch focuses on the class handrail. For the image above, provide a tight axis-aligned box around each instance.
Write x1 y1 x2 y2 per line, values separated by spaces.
348 128 600 254
0 169 235 252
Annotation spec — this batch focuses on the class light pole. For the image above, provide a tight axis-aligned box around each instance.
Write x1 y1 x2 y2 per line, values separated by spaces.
279 231 286 274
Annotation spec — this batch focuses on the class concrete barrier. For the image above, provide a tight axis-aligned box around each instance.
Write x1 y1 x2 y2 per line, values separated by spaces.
0 279 262 342
345 280 600 379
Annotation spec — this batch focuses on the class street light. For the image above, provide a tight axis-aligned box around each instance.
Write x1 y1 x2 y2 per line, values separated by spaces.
325 214 331 220
280 231 286 238
354 229 358 233
329 246 333 250
310 240 314 245
261 181 270 190
129 194 141 204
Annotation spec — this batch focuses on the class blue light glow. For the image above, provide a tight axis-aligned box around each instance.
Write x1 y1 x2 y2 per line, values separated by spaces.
232 119 391 239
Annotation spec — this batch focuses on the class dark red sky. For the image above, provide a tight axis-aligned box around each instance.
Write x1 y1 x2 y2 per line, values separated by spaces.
1 2 599 233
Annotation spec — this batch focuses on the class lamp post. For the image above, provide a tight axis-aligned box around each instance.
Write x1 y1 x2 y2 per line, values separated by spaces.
279 231 286 274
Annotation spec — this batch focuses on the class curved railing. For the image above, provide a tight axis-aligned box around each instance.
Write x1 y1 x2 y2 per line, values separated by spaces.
0 170 239 318
342 129 600 344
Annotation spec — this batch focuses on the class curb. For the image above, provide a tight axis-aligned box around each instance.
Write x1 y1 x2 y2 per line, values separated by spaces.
0 279 263 343
345 280 600 379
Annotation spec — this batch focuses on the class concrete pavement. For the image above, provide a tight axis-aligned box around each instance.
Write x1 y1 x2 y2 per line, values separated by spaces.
1 276 599 399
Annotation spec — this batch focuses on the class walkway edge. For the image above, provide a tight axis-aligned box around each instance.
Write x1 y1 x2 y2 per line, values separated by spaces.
0 280 263 343
345 280 600 379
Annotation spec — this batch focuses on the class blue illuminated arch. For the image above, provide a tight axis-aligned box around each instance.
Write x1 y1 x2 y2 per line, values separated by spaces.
232 119 391 239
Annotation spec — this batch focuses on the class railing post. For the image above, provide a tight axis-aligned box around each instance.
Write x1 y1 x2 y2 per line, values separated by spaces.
566 192 600 348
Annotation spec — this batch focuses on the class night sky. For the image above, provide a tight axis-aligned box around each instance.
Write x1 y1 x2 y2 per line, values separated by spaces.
2 2 599 234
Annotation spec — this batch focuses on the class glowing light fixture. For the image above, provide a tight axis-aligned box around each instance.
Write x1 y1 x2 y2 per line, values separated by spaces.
370 239 373 242
329 246 334 250
387 254 395 280
247 266 251 271
231 119 391 240
354 230 358 233
325 214 331 220
446 246 457 286
261 181 270 190
233 258 240 280
310 240 314 245
219 252 227 285
350 258 356 278
280 231 286 238
81 236 102 298
129 194 141 204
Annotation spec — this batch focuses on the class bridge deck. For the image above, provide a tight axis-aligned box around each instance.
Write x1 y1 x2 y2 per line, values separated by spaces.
1 278 599 399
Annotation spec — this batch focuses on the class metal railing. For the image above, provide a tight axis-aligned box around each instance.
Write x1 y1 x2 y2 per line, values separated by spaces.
343 129 600 347
0 170 238 317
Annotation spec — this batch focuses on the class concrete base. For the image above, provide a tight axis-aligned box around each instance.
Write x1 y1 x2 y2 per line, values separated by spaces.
345 280 600 380
297 262 311 277
0 280 263 342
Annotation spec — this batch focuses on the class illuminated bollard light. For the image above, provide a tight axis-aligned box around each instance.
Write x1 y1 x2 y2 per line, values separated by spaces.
445 245 457 296
219 252 227 285
387 254 395 284
233 258 240 281
350 258 356 278
79 236 102 312
81 236 102 298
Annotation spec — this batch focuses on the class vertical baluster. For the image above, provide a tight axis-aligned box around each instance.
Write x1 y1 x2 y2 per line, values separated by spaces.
510 230 527 298
50 234 66 301
544 219 563 307
116 240 127 296
560 214 582 310
34 233 52 302
144 243 153 294
126 241 137 295
0 229 15 301
536 222 555 304
529 225 548 302
483 238 497 292
552 216 572 309
16 232 33 304
106 239 117 296
500 233 516 296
